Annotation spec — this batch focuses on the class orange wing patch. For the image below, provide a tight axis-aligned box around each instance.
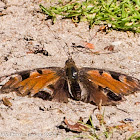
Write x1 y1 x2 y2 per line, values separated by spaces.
87 70 140 95
79 68 140 106
0 69 61 98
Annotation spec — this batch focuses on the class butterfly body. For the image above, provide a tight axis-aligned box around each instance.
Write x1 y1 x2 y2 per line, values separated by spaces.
0 57 140 106
65 58 81 100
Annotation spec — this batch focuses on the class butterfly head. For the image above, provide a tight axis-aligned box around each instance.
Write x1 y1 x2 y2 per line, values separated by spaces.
65 56 76 67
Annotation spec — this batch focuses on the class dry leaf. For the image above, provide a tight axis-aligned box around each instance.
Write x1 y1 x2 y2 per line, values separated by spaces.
64 117 89 132
98 25 107 32
84 42 95 49
2 97 12 107
96 114 106 125
107 123 133 132
104 45 114 51
134 102 140 105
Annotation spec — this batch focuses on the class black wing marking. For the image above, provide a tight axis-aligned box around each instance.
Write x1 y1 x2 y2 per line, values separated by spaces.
0 67 70 102
79 68 140 105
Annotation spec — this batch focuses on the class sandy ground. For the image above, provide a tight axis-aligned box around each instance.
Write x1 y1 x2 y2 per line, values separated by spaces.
0 0 140 140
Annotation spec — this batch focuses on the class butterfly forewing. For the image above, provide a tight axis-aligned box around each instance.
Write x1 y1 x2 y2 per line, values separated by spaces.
0 67 70 102
79 68 140 105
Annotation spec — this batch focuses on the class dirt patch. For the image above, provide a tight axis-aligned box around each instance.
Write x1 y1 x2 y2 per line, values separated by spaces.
0 0 140 139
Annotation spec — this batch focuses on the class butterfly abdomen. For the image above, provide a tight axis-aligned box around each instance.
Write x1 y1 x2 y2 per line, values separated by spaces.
70 81 81 100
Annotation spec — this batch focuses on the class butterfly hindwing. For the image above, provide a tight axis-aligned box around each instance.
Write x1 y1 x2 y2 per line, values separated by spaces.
52 77 70 102
79 68 140 106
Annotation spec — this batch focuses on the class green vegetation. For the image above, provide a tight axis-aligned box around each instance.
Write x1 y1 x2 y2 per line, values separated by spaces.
70 115 114 140
128 132 140 140
69 116 140 140
39 0 140 33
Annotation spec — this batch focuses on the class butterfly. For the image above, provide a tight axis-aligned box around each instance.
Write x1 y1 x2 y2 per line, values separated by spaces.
0 56 140 107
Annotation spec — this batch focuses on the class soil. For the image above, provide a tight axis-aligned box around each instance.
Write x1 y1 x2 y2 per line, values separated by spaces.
0 0 140 140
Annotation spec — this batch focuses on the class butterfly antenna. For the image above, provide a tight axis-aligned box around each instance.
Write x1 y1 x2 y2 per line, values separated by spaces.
64 42 72 59
46 23 70 57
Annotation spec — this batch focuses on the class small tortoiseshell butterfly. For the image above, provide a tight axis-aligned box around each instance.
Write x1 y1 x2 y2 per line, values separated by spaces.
0 56 140 106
